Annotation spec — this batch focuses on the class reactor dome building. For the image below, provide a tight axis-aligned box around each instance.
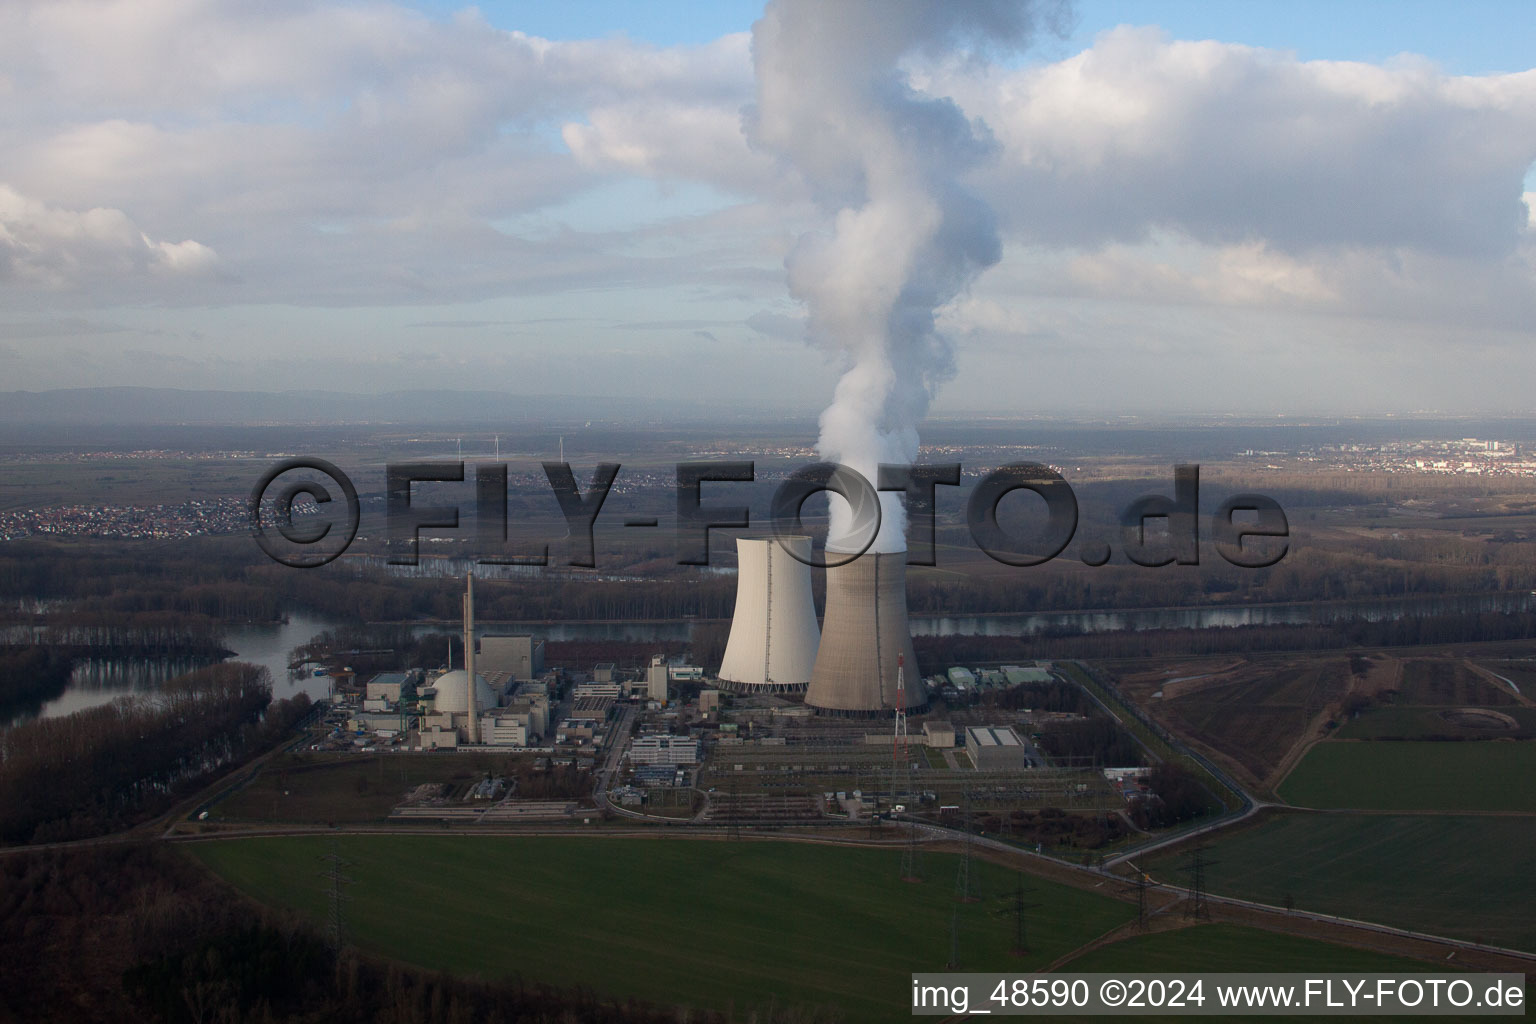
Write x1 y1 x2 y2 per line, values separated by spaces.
428 669 497 716
803 550 925 717
717 536 821 693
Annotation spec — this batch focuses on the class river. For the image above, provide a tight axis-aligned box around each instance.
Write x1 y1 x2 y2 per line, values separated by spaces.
423 589 1536 641
14 611 338 725
8 589 1534 727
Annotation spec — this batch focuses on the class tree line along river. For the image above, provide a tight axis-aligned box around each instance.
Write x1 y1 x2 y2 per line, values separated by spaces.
7 590 1535 727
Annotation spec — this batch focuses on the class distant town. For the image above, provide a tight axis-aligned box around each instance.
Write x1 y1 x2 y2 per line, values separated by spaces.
5 434 1535 542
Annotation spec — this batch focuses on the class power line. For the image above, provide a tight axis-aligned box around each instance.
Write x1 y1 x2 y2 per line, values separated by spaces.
318 837 353 951
992 873 1041 955
727 771 741 841
954 787 978 903
947 904 962 969
1182 843 1215 920
899 792 922 883
1119 860 1150 930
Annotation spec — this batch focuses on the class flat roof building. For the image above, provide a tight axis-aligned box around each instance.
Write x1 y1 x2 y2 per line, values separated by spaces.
629 735 699 766
965 725 1031 770
923 721 956 748
572 682 623 700
348 709 411 735
418 726 457 750
646 655 669 702
572 695 615 719
365 671 413 702
479 635 545 681
479 709 535 747
556 719 598 744
632 765 688 787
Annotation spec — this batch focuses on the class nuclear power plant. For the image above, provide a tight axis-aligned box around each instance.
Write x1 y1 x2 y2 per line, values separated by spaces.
717 537 926 716
803 550 925 717
717 536 820 693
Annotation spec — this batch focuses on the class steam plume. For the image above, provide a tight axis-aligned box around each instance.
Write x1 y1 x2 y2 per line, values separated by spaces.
749 0 1055 552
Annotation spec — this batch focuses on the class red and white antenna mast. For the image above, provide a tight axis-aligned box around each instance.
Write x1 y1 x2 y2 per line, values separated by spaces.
893 652 908 770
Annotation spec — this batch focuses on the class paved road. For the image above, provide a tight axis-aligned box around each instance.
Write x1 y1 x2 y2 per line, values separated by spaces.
591 704 717 825
591 703 639 817
1101 799 1276 869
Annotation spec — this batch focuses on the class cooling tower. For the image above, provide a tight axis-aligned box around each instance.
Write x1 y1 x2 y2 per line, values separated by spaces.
804 551 924 717
717 536 821 693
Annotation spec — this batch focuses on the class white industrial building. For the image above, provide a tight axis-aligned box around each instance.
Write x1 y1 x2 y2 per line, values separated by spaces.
348 709 409 737
965 725 1031 770
573 682 623 700
418 726 458 750
478 635 544 680
645 655 669 701
923 721 956 748
629 735 699 766
478 708 537 746
365 671 413 702
507 687 551 738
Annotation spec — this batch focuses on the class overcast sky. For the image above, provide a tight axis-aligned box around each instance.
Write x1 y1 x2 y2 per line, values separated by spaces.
1 0 1533 417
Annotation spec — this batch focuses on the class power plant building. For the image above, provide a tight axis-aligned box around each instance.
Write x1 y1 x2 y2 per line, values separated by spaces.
365 672 412 703
717 536 821 693
965 725 1030 770
629 735 700 766
478 708 537 746
414 575 500 747
804 551 925 717
427 670 497 717
646 655 669 701
478 635 545 681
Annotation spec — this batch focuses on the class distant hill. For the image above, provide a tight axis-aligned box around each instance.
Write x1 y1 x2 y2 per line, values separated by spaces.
0 387 724 426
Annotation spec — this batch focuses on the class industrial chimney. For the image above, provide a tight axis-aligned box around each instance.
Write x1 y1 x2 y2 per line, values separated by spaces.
804 551 924 717
463 573 479 744
717 536 821 693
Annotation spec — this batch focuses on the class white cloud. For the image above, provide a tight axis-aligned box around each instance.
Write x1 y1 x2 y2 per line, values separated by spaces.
562 102 776 195
0 3 1532 412
0 184 218 288
1058 236 1337 308
942 28 1536 259
149 237 219 275
0 2 762 306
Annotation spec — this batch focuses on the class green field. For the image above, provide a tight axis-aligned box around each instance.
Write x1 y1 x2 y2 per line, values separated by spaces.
1335 706 1536 741
1064 925 1521 1024
1063 923 1430 972
1278 741 1536 811
1146 812 1536 951
190 835 1135 1021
